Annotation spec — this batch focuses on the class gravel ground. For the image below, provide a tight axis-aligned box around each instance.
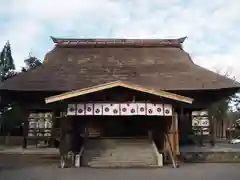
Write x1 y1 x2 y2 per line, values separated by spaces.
0 163 240 180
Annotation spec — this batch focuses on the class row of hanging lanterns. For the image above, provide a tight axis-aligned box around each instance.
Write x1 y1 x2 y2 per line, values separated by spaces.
67 103 173 116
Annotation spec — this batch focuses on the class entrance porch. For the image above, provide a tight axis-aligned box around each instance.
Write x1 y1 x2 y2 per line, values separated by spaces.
42 81 193 168
63 115 172 167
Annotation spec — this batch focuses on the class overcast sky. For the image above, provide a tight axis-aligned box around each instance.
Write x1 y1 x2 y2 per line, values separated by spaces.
1 0 240 80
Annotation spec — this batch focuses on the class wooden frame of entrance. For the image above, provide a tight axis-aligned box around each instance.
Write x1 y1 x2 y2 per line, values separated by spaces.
45 81 194 104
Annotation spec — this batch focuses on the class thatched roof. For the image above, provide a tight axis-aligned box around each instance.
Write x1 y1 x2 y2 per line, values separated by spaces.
0 37 239 92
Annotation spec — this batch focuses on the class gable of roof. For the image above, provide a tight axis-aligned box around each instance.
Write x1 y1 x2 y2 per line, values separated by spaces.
45 81 194 104
0 37 240 92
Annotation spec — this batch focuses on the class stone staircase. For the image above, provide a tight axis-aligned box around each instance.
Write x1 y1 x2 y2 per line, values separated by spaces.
81 138 158 167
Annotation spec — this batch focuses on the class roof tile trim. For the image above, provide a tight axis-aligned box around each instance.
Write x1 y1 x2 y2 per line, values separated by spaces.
50 36 187 48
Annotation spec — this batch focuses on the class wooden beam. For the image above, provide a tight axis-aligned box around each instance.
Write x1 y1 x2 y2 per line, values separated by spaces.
45 81 194 104
119 82 193 104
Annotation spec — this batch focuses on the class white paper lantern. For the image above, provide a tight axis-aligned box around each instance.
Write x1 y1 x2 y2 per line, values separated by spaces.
128 103 138 115
28 130 34 137
137 103 146 115
38 120 45 128
102 103 114 116
202 128 209 135
163 104 172 116
44 128 51 136
39 113 44 118
44 120 52 128
67 104 76 116
146 103 157 116
94 103 103 115
76 104 85 115
201 119 209 127
120 103 131 115
85 103 94 115
192 117 200 126
111 103 120 116
29 113 36 118
199 117 209 126
155 104 164 116
29 120 37 129
45 113 52 119
37 130 43 136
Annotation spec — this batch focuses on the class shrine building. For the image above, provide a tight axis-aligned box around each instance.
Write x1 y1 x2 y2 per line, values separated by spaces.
0 37 239 167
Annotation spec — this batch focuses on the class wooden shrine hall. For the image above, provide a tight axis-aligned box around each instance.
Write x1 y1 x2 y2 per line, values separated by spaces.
0 37 240 168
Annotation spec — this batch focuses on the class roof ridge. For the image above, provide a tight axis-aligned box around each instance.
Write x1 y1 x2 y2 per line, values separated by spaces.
50 36 187 48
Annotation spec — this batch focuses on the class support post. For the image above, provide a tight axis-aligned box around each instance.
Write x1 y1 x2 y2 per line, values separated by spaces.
22 106 29 149
174 111 179 156
164 108 180 168
210 115 216 146
59 113 75 168
50 109 56 147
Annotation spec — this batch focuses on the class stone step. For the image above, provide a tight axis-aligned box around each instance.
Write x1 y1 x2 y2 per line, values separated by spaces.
84 139 151 146
82 139 158 167
84 145 155 149
89 156 156 161
83 150 155 156
88 155 156 160
88 161 157 168
83 154 156 160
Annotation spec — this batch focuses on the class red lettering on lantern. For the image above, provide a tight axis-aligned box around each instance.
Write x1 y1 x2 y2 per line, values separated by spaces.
148 109 152 114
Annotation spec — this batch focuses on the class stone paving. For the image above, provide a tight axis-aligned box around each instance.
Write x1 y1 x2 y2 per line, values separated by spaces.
0 164 240 180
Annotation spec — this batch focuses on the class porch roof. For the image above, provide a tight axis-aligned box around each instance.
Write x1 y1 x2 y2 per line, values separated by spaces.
45 81 194 104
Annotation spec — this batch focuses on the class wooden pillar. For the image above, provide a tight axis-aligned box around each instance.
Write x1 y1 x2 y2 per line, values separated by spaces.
163 117 173 153
163 108 180 165
22 106 29 149
173 112 179 155
59 113 76 168
209 115 216 146
50 109 56 148
168 111 179 156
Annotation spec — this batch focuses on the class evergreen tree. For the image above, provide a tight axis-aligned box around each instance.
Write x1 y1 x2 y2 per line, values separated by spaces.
0 41 17 135
0 41 16 82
